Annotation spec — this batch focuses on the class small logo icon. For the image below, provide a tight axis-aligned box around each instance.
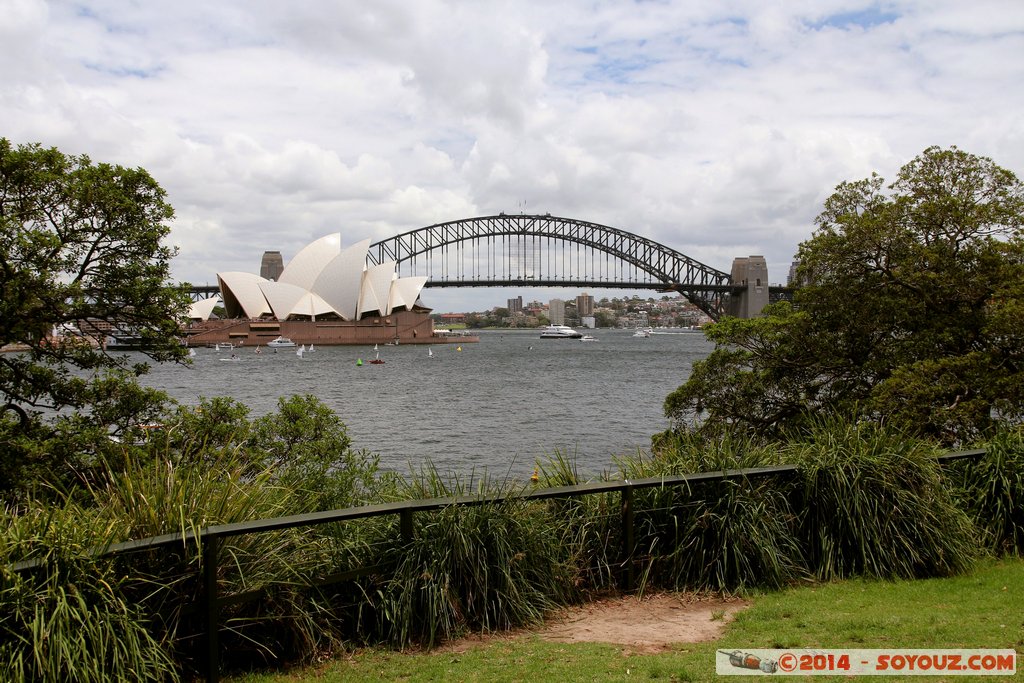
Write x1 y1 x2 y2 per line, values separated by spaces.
724 650 778 674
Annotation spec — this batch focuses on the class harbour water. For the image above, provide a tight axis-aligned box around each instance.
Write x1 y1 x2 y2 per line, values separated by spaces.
140 329 714 477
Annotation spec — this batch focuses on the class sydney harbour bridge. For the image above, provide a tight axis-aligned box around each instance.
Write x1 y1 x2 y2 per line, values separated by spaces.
190 214 791 321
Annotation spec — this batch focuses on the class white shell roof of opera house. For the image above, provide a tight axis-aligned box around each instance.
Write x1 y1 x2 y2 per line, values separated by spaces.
190 234 427 321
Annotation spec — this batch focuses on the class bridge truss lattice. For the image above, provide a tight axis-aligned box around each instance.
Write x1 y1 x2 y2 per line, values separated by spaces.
368 214 734 319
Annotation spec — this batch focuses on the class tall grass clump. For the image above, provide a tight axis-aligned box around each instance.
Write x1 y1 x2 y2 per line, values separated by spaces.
952 424 1024 555
1 393 411 676
624 432 805 591
0 502 179 682
535 450 620 592
91 447 342 673
372 466 579 647
787 416 978 580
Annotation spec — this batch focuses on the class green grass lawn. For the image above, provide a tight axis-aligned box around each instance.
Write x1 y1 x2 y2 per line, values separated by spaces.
231 557 1024 682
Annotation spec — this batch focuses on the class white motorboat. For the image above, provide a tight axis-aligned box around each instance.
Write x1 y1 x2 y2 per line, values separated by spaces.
539 324 583 339
267 336 296 348
579 334 598 342
632 327 653 338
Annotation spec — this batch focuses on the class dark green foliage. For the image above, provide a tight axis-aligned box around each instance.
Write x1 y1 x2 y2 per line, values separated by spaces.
786 417 977 580
368 467 583 647
536 451 620 592
0 503 179 682
0 138 192 500
374 501 569 647
0 373 175 503
640 479 804 591
148 394 390 512
0 138 190 406
951 425 1024 555
1 405 1017 677
627 434 805 591
0 393 392 677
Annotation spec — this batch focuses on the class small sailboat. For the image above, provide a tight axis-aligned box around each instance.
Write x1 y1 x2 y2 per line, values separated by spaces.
369 350 385 364
373 343 378 351
296 345 304 358
187 348 196 358
428 347 433 357
308 343 315 352
254 345 261 355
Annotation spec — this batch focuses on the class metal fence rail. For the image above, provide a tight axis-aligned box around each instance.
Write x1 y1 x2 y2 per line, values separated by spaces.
10 449 987 682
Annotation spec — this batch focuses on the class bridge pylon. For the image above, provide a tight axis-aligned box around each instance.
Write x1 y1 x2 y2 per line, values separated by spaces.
726 255 769 318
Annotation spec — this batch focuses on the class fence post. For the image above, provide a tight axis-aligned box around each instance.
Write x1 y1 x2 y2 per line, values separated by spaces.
621 484 635 590
400 507 414 543
203 533 221 683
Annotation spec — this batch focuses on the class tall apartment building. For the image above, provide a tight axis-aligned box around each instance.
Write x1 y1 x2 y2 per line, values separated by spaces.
507 295 523 314
575 292 594 316
549 298 565 324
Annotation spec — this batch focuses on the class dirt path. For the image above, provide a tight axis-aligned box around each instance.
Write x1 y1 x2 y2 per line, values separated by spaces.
442 593 749 654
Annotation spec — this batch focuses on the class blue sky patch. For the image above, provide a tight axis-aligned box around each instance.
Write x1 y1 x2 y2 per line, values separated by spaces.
813 7 901 31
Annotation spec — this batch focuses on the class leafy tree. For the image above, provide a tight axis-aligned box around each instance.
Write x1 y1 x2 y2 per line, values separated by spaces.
665 147 1024 446
594 309 617 328
0 139 189 496
150 395 386 511
247 394 386 509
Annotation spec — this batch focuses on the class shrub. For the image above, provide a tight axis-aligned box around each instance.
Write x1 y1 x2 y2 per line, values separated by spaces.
0 502 178 682
536 450 619 592
952 425 1024 555
626 434 805 591
371 468 580 647
90 433 381 672
787 417 978 580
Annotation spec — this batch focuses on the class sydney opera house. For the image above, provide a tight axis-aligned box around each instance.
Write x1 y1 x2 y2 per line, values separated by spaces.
184 234 469 347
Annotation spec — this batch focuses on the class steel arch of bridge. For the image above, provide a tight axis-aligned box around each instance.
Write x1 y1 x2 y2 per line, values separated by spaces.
367 214 735 319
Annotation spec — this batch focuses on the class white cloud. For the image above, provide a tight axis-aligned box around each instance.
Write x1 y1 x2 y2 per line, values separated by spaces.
2 0 1022 308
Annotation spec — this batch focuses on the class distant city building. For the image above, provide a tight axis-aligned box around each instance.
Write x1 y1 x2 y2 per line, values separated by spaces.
581 315 596 329
439 312 466 325
260 251 284 281
549 298 565 324
576 292 594 316
788 260 800 286
507 295 523 314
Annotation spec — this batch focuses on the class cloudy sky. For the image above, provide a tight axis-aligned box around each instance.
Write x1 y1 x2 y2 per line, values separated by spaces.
3 0 1023 312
